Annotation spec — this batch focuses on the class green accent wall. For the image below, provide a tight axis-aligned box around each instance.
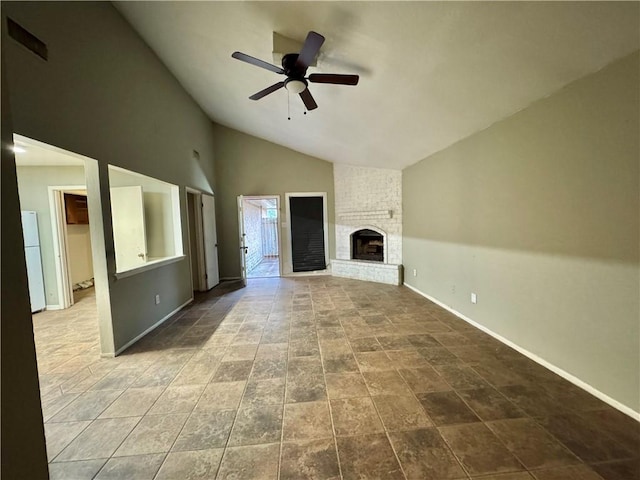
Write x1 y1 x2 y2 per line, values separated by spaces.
403 51 640 413
213 125 335 279
2 1 217 355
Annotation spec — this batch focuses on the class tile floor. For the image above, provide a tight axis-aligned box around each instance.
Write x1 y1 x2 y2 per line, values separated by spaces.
248 257 280 278
34 277 638 480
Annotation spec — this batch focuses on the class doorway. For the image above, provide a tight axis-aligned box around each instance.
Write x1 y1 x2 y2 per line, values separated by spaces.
285 192 329 272
54 188 95 306
239 196 281 279
186 188 220 292
13 134 98 311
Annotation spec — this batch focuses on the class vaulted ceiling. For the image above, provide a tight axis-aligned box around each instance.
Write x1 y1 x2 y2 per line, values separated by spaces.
115 2 639 170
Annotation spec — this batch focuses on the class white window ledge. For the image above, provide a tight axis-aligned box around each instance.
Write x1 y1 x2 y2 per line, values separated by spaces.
114 255 186 280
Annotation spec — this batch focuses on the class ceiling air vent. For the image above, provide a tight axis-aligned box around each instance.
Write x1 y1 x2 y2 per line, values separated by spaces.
7 18 48 61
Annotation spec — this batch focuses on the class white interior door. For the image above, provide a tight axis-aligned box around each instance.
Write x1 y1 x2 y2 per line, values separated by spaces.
201 194 220 290
110 186 147 271
51 191 74 308
237 195 247 286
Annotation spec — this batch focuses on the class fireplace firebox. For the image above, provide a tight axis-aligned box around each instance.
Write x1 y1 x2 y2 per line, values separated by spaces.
351 229 384 262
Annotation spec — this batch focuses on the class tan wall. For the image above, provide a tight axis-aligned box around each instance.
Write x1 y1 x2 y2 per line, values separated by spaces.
67 224 94 285
213 125 334 278
403 51 640 412
2 2 217 354
16 166 87 305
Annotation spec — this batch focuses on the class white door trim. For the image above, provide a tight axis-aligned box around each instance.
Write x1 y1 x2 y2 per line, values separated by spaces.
48 185 87 309
201 193 220 289
185 188 206 292
284 192 329 274
237 195 247 286
241 195 282 278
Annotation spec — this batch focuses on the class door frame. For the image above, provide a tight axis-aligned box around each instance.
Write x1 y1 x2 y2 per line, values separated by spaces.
284 192 329 274
201 193 220 289
185 187 207 292
48 185 89 309
237 195 247 286
239 195 282 279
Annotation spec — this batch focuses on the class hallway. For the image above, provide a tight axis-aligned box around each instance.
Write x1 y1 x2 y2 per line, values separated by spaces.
35 277 638 479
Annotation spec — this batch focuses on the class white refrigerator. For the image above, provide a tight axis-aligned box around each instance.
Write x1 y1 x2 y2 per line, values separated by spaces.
21 211 46 313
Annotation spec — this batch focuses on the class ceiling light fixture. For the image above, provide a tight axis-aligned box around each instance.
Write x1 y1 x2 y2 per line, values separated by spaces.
12 145 26 154
284 78 307 94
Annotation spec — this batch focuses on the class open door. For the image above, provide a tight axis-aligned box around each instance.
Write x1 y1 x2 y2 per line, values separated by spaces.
201 194 219 290
237 195 247 286
110 186 147 271
51 189 74 308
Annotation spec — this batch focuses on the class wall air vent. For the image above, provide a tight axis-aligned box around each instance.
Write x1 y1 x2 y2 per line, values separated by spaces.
7 18 48 61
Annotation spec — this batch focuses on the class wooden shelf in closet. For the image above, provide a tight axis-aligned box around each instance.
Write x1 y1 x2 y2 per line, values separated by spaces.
64 193 89 224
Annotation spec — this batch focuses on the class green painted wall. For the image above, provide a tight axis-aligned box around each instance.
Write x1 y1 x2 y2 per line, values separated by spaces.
3 2 217 354
1 44 49 479
213 125 335 278
403 51 640 413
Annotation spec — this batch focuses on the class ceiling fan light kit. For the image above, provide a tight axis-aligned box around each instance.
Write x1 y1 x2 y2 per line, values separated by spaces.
231 31 359 113
284 78 307 94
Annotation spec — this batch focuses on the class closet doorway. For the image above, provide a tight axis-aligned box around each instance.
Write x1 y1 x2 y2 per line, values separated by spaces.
239 196 281 278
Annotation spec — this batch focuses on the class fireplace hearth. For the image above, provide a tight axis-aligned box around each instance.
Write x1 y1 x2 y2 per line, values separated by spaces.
351 229 384 262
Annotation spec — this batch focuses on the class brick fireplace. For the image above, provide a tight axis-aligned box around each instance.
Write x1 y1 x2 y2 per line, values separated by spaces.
331 164 402 285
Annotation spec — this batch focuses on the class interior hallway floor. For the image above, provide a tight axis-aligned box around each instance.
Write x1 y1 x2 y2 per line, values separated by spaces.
34 277 638 480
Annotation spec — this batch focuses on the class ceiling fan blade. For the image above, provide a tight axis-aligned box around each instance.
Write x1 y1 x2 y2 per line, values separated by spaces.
232 51 284 75
295 31 325 71
299 88 318 111
308 73 359 85
249 82 285 100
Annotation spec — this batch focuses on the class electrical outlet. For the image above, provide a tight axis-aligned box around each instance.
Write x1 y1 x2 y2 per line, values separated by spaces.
471 292 477 304
155 294 160 305
412 269 417 277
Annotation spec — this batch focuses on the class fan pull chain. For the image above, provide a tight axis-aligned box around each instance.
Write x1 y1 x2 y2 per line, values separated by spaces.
287 90 291 120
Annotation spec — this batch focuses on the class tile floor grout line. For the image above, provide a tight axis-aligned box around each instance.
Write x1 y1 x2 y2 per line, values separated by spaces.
214 288 281 479
341 302 410 480
46 417 94 465
276 285 294 480
152 300 232 478
87 413 147 478
361 305 473 480
318 294 346 480
372 299 421 478
209 303 254 479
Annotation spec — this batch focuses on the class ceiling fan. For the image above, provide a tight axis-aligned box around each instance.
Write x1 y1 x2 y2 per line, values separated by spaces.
231 31 359 111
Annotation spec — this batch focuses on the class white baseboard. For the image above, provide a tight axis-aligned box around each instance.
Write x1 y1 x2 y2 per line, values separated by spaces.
403 282 640 421
219 277 242 281
111 298 193 356
45 304 63 311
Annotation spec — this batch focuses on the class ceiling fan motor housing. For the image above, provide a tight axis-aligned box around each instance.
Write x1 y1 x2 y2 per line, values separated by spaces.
282 53 304 77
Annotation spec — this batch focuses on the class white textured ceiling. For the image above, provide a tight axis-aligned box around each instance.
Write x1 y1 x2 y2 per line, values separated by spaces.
115 2 639 170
